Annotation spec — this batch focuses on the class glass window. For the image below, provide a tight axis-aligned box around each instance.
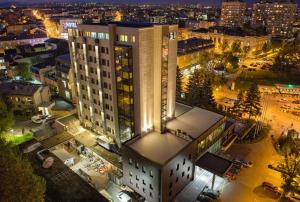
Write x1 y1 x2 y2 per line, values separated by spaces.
91 32 97 38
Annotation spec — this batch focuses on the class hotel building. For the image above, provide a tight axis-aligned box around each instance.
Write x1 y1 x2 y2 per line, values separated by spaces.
68 22 178 148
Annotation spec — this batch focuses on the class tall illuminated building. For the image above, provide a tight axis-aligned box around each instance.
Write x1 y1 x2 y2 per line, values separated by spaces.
68 22 178 147
220 0 246 28
252 0 297 37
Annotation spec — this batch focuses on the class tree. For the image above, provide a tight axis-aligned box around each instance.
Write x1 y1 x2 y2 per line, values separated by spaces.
230 90 245 118
244 82 262 120
220 40 228 53
279 153 300 197
186 69 216 110
186 69 203 106
231 41 242 54
0 97 14 135
0 138 46 202
176 66 183 100
18 62 32 80
200 74 216 110
225 52 239 69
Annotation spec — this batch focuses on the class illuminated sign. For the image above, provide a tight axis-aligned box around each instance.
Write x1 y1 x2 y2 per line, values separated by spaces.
62 22 78 30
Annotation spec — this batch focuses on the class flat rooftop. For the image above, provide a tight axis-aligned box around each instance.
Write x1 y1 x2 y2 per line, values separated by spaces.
196 152 232 177
167 106 224 139
127 132 189 166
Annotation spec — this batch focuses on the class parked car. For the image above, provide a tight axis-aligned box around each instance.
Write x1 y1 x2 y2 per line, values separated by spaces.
292 100 300 104
278 98 288 103
202 186 220 200
234 159 253 168
262 182 281 195
196 194 214 202
225 171 236 180
285 193 300 202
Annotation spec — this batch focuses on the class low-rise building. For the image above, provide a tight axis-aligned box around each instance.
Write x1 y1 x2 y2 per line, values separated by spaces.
0 81 51 116
122 103 234 202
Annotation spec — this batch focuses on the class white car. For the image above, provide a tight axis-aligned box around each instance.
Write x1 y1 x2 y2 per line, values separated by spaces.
31 115 44 124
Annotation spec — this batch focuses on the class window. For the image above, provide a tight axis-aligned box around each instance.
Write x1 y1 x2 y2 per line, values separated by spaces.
149 184 153 190
182 172 185 177
169 183 172 188
91 32 97 38
101 59 106 66
143 188 146 193
176 177 178 182
150 170 153 178
130 179 133 184
135 162 139 169
129 158 133 165
103 71 107 77
169 191 172 196
142 179 146 185
119 34 128 42
101 47 105 53
183 158 186 165
187 174 190 179
188 154 192 160
142 166 146 173
188 166 190 171
98 32 105 39
150 192 153 198
176 164 179 171
136 183 139 189
132 36 136 43
170 169 173 176
136 175 139 181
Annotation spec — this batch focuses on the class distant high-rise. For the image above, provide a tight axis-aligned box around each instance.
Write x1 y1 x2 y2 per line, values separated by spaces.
252 0 297 37
68 22 178 147
220 0 246 28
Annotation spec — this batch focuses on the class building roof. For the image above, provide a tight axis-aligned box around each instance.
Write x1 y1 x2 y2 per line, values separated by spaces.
196 152 232 177
166 107 224 139
175 102 192 117
84 21 154 28
0 81 41 96
127 132 189 166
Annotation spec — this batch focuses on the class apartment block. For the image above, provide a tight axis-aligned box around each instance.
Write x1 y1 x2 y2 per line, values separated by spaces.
220 0 246 28
252 0 297 37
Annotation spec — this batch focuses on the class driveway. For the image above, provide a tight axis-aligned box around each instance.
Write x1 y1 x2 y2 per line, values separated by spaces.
222 134 283 202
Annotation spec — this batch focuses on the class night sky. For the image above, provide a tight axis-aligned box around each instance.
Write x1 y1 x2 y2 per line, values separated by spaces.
2 0 300 6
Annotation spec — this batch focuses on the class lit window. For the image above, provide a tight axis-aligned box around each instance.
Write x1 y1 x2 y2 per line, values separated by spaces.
150 170 153 178
86 32 91 37
91 32 97 38
132 36 136 43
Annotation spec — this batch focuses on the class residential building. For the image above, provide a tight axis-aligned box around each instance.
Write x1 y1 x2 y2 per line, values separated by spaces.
56 54 76 103
68 22 178 147
0 81 51 116
252 0 297 37
220 0 246 28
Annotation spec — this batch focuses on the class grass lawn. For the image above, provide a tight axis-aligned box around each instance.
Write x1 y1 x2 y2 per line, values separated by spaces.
3 133 33 146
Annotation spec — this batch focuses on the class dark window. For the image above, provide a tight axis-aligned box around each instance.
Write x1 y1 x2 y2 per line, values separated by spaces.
135 162 139 169
189 154 192 160
176 164 179 171
136 175 139 181
142 179 146 185
182 172 185 177
149 184 153 190
176 177 178 182
143 188 146 193
150 192 152 197
187 174 190 179
129 158 132 165
188 166 190 171
170 169 173 176
183 158 186 165
142 166 146 173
